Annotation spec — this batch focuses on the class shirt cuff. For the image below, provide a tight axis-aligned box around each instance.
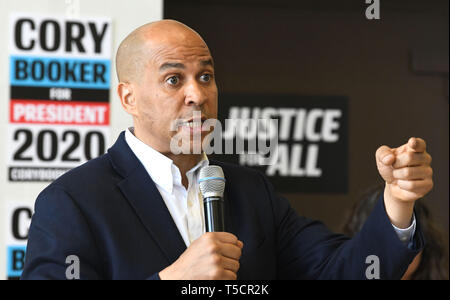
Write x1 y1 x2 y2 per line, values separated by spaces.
391 213 416 246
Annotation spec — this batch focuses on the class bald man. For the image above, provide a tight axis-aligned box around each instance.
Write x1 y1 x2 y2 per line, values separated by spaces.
22 20 432 280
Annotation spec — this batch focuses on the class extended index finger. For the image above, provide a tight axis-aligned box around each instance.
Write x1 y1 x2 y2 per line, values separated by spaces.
408 137 426 153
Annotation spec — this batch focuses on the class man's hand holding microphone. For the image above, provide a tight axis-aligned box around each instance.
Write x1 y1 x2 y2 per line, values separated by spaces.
159 166 244 280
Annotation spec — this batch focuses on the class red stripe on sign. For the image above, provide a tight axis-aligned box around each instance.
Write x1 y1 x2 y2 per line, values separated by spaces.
10 99 110 125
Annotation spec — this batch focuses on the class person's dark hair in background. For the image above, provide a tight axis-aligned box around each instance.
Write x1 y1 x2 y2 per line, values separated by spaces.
342 185 449 280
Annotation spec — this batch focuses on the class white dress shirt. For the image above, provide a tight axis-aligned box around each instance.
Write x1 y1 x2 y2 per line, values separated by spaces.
125 128 208 247
125 127 416 248
392 215 416 245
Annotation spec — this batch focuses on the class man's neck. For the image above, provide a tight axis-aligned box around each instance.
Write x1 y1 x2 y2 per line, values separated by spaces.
132 127 203 189
167 153 203 189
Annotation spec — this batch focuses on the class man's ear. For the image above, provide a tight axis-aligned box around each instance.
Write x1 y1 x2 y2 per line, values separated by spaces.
118 82 137 116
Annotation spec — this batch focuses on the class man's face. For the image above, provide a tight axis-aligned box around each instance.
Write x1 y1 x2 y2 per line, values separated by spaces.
131 37 218 153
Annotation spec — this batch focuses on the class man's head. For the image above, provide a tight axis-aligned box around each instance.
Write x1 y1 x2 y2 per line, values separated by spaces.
116 20 218 154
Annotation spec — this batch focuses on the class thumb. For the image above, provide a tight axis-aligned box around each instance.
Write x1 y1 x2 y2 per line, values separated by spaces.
376 145 395 183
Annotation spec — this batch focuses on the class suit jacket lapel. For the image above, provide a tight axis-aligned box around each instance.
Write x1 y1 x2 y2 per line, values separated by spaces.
109 132 187 265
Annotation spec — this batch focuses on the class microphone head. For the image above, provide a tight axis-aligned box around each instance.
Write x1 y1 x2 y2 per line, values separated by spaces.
198 165 226 198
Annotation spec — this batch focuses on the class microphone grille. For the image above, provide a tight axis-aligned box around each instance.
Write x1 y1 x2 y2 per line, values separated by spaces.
198 166 225 197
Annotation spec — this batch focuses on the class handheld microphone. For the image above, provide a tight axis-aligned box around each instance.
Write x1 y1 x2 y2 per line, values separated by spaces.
198 166 226 232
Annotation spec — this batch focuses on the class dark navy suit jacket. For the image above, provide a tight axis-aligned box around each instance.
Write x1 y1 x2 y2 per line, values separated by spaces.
21 132 423 280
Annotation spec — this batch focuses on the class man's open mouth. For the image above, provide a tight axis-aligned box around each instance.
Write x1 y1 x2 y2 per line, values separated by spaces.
177 116 209 133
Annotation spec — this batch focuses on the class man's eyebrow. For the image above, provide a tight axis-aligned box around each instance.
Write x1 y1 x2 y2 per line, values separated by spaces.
201 59 214 67
159 62 185 72
159 59 214 72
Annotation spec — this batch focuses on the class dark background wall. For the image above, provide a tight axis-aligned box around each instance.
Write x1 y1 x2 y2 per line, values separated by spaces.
164 0 449 261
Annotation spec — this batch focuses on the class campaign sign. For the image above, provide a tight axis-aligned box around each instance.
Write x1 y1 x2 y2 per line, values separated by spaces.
5 201 33 280
216 94 348 193
7 13 111 182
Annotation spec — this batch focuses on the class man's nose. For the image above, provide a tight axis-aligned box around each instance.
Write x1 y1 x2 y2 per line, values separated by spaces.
184 80 207 106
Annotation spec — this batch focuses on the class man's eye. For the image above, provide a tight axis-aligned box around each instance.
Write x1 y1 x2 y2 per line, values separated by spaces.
166 76 179 85
200 74 211 82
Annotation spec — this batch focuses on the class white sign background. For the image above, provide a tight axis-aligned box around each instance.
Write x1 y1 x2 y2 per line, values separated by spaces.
0 0 163 279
